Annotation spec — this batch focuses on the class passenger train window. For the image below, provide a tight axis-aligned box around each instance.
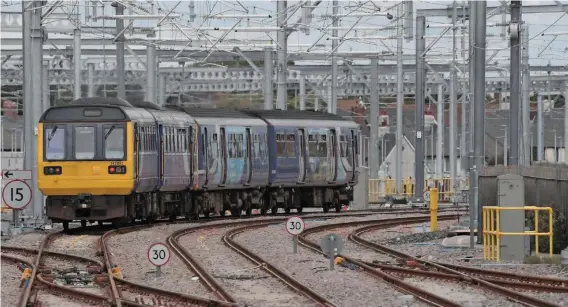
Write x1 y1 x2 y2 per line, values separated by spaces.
318 134 328 157
104 126 125 159
286 134 295 156
308 134 318 156
74 126 96 159
276 133 286 157
44 125 66 160
211 133 218 159
340 135 347 157
253 134 260 158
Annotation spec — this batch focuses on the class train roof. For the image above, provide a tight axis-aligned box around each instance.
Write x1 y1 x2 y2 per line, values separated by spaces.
242 109 351 121
167 106 257 119
40 97 167 122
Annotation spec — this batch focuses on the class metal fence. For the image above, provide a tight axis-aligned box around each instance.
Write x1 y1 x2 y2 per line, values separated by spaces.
479 164 568 238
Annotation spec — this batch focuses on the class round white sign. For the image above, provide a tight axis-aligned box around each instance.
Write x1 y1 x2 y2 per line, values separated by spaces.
286 216 306 235
2 180 32 210
147 243 171 267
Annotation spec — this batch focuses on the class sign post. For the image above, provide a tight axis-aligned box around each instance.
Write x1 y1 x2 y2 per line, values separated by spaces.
2 180 33 210
286 216 305 254
320 233 345 271
147 243 171 276
2 170 32 181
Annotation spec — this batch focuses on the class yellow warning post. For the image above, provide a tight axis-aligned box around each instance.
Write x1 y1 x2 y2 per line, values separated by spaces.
429 188 438 231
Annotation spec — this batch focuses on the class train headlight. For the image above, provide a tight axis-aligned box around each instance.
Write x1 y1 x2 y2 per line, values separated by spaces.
108 165 126 174
43 166 62 175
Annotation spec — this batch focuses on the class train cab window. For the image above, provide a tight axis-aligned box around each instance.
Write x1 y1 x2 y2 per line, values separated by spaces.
276 133 286 157
286 134 295 156
74 126 96 159
44 125 66 160
104 126 125 159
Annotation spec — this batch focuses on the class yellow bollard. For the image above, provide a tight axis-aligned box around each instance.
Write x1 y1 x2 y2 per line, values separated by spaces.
429 188 438 231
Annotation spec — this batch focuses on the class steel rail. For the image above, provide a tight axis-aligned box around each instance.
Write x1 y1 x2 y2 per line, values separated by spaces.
0 254 35 307
350 223 564 307
298 215 462 307
1 245 104 269
17 230 62 307
114 277 236 307
222 222 339 307
36 273 110 305
361 261 568 292
435 262 568 288
102 221 238 306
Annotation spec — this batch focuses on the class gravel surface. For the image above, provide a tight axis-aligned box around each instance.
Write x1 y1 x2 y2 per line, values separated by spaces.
180 226 316 307
2 260 23 307
106 223 214 299
46 234 101 260
236 213 444 307
2 231 48 249
35 293 100 307
403 277 523 307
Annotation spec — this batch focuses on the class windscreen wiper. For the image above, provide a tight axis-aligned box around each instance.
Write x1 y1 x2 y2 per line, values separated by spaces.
104 125 115 139
47 126 58 142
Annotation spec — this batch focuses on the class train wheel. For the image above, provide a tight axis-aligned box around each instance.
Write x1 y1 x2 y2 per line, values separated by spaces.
322 203 330 213
245 207 252 217
219 210 226 217
270 205 278 215
81 220 87 228
284 207 291 214
203 211 210 218
297 207 303 213
98 221 103 227
63 221 70 233
334 200 342 213
260 208 267 215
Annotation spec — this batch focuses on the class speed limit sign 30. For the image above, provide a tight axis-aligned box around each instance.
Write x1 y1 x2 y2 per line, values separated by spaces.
286 216 306 235
147 243 171 267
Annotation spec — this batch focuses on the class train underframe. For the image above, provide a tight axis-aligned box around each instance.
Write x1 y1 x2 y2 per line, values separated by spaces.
45 185 354 231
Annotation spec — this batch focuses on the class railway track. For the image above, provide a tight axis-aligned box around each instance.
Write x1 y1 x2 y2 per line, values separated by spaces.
299 214 463 307
297 215 567 307
5 206 466 306
222 221 338 307
349 222 568 305
4 229 111 307
167 209 452 306
101 223 237 307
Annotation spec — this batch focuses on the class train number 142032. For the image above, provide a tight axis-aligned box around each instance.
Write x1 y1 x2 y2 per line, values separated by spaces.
109 161 124 166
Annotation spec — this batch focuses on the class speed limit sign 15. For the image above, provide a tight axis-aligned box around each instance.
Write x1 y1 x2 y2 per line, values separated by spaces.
286 216 306 235
147 243 171 267
2 180 32 210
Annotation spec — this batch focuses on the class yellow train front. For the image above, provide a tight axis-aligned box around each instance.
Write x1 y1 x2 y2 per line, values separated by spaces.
38 100 136 230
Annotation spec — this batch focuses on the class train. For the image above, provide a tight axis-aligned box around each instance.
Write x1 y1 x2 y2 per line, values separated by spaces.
37 97 360 230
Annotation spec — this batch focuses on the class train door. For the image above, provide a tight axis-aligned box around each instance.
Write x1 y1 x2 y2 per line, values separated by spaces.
189 126 194 186
220 127 228 185
158 124 165 187
297 129 306 183
134 123 140 185
203 127 209 186
350 130 357 182
328 129 337 182
245 128 253 185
